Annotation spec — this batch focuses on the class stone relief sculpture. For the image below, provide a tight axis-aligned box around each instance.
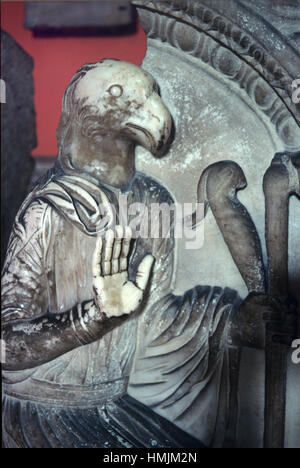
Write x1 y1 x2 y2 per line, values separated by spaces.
131 0 300 448
2 0 300 449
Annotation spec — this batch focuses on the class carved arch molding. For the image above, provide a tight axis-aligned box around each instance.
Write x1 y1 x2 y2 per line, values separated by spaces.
134 0 299 148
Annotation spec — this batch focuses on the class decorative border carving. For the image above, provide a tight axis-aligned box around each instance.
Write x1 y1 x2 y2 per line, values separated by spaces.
133 0 300 149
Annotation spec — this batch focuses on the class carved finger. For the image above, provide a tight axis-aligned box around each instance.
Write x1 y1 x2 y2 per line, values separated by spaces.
135 254 154 291
102 229 114 275
93 276 105 310
92 236 103 278
120 226 132 272
111 225 124 274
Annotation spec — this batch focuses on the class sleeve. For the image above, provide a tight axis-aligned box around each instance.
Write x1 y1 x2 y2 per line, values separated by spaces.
1 199 50 325
1 198 135 373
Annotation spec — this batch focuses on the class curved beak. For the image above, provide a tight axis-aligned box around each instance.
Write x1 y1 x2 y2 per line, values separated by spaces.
125 92 172 157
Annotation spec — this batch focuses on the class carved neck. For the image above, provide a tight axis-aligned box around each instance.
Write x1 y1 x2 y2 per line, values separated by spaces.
70 130 136 188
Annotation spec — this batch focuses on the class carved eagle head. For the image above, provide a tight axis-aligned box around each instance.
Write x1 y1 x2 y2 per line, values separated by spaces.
57 59 172 163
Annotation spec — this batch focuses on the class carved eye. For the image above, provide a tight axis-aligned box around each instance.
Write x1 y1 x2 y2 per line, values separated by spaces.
108 85 123 98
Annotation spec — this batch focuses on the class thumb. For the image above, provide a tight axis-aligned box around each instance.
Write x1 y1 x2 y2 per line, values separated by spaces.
135 255 155 291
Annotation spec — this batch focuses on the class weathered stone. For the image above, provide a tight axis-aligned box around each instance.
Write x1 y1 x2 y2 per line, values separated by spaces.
1 59 205 449
1 30 36 266
239 0 300 49
132 0 300 448
1 0 299 450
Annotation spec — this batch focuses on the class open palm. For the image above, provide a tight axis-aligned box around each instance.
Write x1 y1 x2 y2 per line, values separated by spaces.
92 226 154 317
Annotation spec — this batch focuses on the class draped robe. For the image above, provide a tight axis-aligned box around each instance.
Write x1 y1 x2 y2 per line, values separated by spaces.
2 169 241 448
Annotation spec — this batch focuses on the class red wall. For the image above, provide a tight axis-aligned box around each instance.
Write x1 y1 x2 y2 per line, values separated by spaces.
1 1 147 156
